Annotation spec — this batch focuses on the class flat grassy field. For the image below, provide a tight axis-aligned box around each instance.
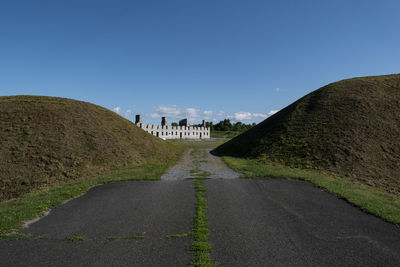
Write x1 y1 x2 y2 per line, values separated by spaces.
210 131 240 139
167 138 227 150
223 156 400 225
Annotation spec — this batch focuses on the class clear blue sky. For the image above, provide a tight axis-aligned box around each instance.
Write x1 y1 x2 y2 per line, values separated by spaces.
1 0 399 124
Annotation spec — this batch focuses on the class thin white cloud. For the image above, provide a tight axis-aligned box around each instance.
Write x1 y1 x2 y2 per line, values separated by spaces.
146 105 281 124
149 105 200 122
252 113 268 118
203 110 213 116
203 110 222 120
125 109 132 117
229 112 253 121
275 87 281 92
112 107 135 118
150 105 181 118
185 108 199 118
228 110 279 121
113 107 121 114
268 110 279 116
148 105 229 124
228 112 268 121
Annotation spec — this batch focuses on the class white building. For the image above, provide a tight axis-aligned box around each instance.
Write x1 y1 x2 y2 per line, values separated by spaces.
135 115 210 140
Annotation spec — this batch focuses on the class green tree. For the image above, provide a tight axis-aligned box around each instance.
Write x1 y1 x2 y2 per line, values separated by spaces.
179 119 188 126
214 119 232 131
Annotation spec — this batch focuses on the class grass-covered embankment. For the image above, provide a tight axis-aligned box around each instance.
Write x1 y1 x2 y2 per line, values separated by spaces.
223 157 400 225
0 159 179 236
215 74 400 194
0 95 181 201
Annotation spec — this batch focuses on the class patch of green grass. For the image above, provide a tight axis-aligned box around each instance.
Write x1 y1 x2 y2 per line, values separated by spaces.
190 180 215 267
82 131 96 150
0 233 46 240
165 233 190 238
191 149 200 157
190 169 211 178
223 156 400 225
190 169 200 175
0 161 176 235
210 131 240 139
167 139 228 150
65 236 85 242
107 235 146 240
188 148 212 179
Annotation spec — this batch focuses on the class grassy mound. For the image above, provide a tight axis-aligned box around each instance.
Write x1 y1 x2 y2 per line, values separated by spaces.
215 74 400 194
0 95 181 201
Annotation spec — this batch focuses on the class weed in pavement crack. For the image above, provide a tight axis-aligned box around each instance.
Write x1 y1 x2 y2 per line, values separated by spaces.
107 235 146 240
0 233 46 240
65 236 85 242
190 180 215 267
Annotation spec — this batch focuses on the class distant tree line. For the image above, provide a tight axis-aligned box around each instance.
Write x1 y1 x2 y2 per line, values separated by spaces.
189 119 256 132
171 119 188 127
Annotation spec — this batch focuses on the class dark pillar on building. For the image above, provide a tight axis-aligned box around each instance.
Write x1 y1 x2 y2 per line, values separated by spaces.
135 115 141 124
202 120 206 127
161 117 167 126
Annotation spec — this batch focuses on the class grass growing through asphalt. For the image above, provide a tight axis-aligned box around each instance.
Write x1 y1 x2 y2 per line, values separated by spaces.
190 180 214 267
0 233 46 240
107 235 146 240
0 160 178 235
168 141 216 265
65 236 85 242
165 233 190 238
188 148 212 180
190 170 212 178
223 156 400 225
185 177 211 180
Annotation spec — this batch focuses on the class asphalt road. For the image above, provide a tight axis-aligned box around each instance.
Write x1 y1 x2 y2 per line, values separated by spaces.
0 181 195 266
1 157 400 266
205 179 400 266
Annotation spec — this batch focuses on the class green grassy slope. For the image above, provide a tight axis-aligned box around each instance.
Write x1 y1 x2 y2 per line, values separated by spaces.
0 95 181 201
215 74 400 194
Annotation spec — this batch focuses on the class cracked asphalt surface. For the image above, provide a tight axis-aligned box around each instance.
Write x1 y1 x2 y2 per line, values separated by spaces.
1 147 400 266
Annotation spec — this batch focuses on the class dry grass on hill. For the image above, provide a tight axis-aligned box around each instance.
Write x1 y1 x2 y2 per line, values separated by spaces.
0 95 181 201
215 74 400 194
